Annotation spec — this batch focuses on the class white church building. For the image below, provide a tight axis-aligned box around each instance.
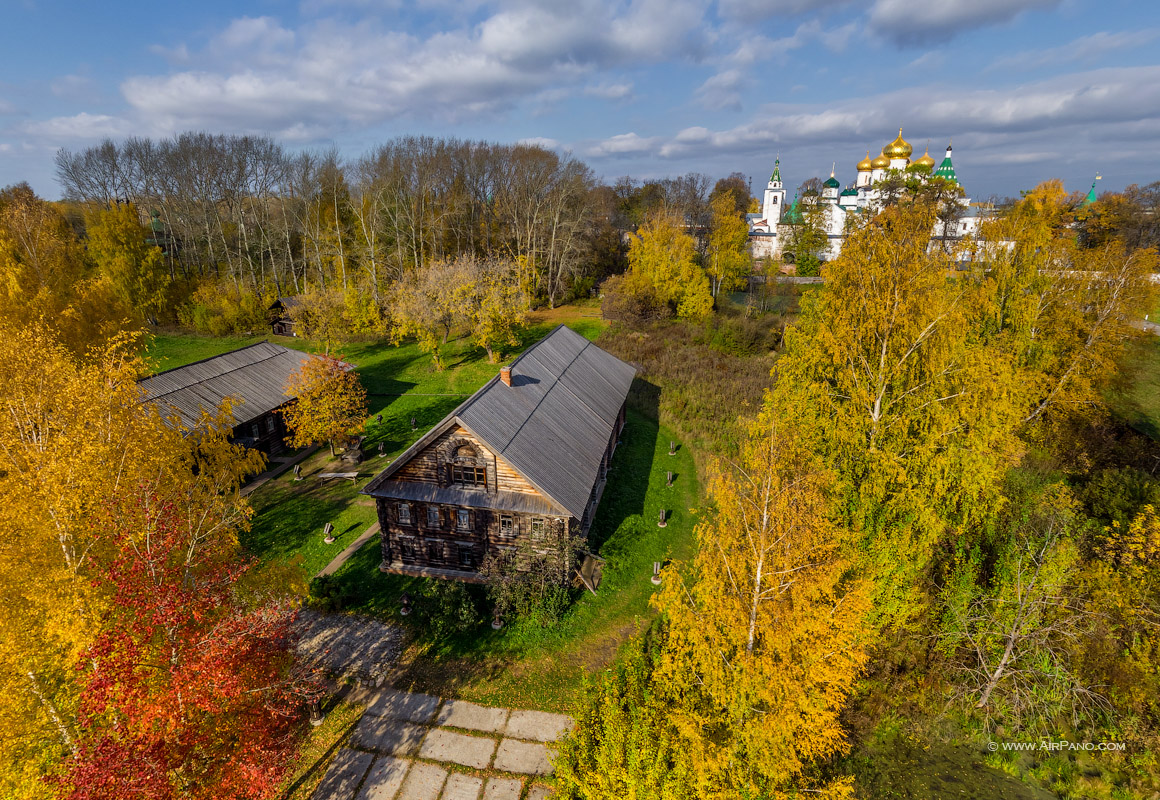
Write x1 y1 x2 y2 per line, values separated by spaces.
748 130 992 263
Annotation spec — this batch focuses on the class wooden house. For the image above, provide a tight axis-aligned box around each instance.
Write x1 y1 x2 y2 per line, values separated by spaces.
362 325 636 582
138 341 318 454
268 296 301 337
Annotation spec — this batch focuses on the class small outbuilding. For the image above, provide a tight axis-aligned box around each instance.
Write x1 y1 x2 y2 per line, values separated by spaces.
138 341 317 453
362 325 636 581
268 296 301 337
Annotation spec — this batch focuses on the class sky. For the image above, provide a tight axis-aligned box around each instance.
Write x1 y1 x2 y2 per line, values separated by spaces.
1 0 1158 201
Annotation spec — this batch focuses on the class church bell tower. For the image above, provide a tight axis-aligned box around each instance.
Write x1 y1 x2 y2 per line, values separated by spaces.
762 157 786 224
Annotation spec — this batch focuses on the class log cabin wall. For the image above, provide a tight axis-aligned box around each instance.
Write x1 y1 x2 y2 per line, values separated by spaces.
375 497 569 579
392 425 540 496
232 406 289 455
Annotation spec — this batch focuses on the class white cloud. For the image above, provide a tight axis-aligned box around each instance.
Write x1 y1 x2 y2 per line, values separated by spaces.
582 65 1160 164
584 132 661 157
517 136 560 149
718 0 851 21
114 5 708 136
694 69 745 111
988 29 1160 72
870 0 1061 46
50 73 96 99
584 82 634 100
23 113 135 140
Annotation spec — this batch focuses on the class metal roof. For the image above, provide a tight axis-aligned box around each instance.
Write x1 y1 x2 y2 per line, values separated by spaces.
138 341 317 429
364 325 636 519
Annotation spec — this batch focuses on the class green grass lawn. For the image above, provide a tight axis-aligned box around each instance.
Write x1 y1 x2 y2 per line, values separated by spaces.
148 302 699 712
244 464 380 586
323 407 698 712
1108 333 1160 440
144 331 283 371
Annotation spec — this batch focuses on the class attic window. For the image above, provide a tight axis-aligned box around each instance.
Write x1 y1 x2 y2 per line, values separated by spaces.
452 465 487 487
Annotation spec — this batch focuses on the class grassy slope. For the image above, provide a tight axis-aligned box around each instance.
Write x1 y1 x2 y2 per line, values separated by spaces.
1107 333 1160 440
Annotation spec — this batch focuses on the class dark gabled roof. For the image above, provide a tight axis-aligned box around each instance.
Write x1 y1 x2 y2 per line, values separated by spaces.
364 325 636 519
138 341 316 429
269 296 302 311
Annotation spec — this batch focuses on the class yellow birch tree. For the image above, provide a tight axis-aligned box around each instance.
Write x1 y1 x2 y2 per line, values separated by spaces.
653 413 872 799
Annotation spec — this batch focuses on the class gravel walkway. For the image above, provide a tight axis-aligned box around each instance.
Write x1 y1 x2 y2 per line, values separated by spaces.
294 610 404 687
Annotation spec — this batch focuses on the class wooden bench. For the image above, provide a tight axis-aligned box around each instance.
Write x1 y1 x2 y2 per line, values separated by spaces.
318 472 359 483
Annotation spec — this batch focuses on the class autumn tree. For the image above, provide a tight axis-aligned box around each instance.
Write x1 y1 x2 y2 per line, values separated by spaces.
281 354 367 456
0 184 133 354
60 495 310 800
710 172 751 216
704 191 751 298
390 258 472 370
782 194 828 277
939 485 1101 730
626 210 712 321
772 203 1023 622
462 256 529 363
0 322 267 798
84 202 169 324
651 413 871 798
970 181 1158 427
556 631 695 799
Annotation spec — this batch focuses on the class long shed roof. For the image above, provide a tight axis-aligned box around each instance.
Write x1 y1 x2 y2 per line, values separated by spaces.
138 341 316 429
364 325 636 519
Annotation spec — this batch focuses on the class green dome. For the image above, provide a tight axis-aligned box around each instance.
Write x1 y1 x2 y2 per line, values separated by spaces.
823 175 840 189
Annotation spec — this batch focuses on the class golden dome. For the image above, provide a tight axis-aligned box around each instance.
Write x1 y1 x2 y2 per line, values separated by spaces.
856 151 873 171
870 152 890 169
882 128 913 160
912 148 936 169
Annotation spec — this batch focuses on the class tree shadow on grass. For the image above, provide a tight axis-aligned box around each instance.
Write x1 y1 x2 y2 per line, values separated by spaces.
245 487 343 562
586 378 660 554
360 395 467 456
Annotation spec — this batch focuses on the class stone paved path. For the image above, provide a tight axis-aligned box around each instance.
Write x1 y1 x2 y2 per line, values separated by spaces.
312 688 571 800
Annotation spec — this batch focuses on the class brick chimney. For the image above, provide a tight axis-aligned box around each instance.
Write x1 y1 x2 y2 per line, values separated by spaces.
500 366 512 386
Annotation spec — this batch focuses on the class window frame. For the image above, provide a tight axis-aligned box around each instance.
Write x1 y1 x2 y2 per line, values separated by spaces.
456 508 470 531
427 505 441 529
451 464 487 488
500 514 514 536
530 517 547 541
457 544 475 569
398 536 416 559
398 503 412 525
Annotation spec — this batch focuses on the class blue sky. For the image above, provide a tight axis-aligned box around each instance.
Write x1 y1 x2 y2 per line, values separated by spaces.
1 0 1158 200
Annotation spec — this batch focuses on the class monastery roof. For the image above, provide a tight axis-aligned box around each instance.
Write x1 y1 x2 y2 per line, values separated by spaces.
364 325 636 519
138 341 318 429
